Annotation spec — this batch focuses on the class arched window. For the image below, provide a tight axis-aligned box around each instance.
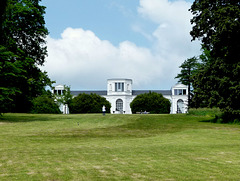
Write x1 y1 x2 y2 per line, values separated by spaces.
177 99 184 113
116 99 123 112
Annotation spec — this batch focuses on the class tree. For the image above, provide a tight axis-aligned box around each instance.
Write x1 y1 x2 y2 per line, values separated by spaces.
0 46 23 113
2 0 48 65
0 0 8 45
31 94 61 114
175 57 199 108
69 93 111 114
130 92 171 114
189 0 240 121
190 0 240 63
0 0 51 113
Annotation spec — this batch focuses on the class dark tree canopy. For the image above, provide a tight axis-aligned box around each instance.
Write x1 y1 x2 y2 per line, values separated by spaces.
69 93 111 114
1 0 48 65
190 0 240 63
130 92 171 114
0 0 51 113
31 95 61 114
0 46 23 113
189 0 240 121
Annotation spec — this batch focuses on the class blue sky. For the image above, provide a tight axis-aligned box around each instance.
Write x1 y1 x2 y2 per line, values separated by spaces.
41 0 200 90
42 0 157 46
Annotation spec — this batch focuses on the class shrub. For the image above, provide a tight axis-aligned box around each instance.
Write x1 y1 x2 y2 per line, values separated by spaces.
130 92 171 114
219 111 240 124
69 93 111 113
188 107 221 117
188 108 240 124
31 95 61 114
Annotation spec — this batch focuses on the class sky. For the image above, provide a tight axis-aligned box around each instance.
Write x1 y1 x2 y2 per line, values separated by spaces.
40 0 201 90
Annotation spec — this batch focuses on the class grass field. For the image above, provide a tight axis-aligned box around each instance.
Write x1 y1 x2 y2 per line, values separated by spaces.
0 113 240 180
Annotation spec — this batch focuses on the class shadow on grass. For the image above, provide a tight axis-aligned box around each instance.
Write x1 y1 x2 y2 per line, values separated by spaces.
0 113 70 123
198 118 216 123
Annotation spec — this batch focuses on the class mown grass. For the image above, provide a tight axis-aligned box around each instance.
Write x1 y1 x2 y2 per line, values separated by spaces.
0 113 240 180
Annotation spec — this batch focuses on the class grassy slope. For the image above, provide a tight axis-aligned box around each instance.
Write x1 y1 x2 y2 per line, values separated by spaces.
0 114 240 180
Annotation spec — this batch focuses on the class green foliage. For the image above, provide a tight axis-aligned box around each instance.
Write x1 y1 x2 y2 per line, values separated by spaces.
31 95 61 114
175 57 199 108
188 108 222 117
190 49 218 108
189 0 240 122
69 93 111 113
0 46 23 113
190 0 240 63
130 92 171 114
2 0 48 65
188 108 240 124
0 0 51 113
190 50 240 121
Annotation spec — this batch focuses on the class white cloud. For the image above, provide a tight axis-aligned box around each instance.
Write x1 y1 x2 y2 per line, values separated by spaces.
43 28 164 89
42 0 200 90
138 0 200 56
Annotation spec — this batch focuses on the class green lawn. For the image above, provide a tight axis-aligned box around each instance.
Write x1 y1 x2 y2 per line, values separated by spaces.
0 113 240 180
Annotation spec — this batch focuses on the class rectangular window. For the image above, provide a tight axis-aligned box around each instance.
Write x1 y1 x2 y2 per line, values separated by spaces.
115 82 124 92
174 89 187 95
174 89 178 95
179 89 182 95
183 89 186 95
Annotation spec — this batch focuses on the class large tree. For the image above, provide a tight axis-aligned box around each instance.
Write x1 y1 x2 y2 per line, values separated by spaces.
190 0 240 63
189 0 240 121
0 0 51 113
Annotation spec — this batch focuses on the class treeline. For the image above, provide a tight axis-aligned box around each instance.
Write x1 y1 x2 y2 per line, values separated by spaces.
0 0 51 114
176 0 240 122
31 91 111 114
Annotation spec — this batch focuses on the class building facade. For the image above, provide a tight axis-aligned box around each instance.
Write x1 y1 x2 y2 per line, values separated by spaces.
54 78 188 114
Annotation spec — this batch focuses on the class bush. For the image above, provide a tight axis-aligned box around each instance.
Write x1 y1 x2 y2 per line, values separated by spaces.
219 111 240 124
69 93 111 113
188 108 222 117
188 108 240 124
31 95 61 114
130 92 171 114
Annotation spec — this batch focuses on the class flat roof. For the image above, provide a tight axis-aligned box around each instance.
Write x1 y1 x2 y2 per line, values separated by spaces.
71 91 107 96
133 90 172 96
107 78 132 81
71 90 172 96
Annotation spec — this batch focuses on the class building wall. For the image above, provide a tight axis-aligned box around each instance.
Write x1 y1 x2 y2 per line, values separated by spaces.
104 79 188 114
53 79 188 114
171 84 188 114
103 95 134 114
104 79 134 114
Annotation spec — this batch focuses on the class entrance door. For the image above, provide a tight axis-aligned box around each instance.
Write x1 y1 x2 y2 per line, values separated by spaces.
116 99 123 113
177 99 184 113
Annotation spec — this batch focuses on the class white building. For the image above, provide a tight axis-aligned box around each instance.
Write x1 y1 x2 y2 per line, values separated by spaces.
52 84 69 114
54 78 188 114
